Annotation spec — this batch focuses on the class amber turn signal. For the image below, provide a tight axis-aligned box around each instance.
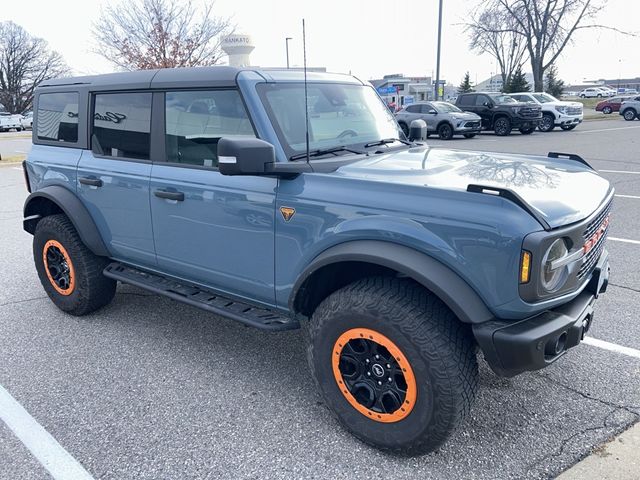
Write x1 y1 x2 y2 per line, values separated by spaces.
520 251 531 284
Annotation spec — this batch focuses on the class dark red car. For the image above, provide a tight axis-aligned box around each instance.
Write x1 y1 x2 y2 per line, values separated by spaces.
596 96 633 114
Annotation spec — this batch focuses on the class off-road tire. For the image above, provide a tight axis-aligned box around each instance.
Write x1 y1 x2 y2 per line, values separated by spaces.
308 276 478 455
538 113 555 132
623 109 637 121
437 123 454 140
493 117 512 136
34 214 116 316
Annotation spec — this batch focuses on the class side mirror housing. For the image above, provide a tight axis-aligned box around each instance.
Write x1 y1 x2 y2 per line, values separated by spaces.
483 101 492 107
428 109 438 115
218 137 275 176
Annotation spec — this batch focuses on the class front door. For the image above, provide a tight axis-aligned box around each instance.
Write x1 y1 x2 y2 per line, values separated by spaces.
473 94 493 129
77 91 155 267
149 89 277 305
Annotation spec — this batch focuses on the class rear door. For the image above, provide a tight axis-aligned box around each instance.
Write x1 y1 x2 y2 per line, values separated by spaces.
77 91 156 267
149 89 277 305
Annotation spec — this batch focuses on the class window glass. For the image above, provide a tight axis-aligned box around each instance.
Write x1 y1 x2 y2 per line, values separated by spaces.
165 90 254 167
92 92 151 160
405 105 421 113
37 92 78 142
457 95 475 106
432 102 461 113
475 95 490 106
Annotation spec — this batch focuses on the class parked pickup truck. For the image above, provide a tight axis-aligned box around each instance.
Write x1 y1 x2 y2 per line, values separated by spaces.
509 92 583 132
455 92 542 135
0 112 23 132
23 67 612 455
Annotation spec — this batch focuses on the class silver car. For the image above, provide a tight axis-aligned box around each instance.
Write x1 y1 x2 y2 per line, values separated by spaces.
395 101 482 140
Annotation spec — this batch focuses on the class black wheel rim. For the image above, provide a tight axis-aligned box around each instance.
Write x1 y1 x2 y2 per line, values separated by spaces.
541 116 553 131
439 125 452 139
495 120 508 135
45 245 72 291
338 337 408 415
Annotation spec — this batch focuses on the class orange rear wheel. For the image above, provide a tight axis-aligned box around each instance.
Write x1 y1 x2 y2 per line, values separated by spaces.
42 239 76 296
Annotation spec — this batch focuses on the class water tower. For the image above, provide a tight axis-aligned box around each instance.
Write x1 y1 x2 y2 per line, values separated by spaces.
221 35 255 67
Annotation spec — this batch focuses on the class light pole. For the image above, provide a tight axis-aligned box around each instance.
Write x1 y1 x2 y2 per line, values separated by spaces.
285 37 292 69
434 0 443 100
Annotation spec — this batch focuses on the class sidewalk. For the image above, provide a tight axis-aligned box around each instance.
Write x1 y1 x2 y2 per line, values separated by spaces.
557 421 640 480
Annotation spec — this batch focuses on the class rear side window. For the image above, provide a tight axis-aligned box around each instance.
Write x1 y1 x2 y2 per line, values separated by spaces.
457 95 475 106
92 92 152 160
405 105 421 113
37 92 79 142
165 90 254 168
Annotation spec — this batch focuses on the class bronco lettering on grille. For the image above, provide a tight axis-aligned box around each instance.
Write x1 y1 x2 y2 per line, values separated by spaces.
583 215 609 254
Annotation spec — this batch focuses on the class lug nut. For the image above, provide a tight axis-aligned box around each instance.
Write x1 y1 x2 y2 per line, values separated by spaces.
367 372 371 376
365 359 370 363
388 377 392 382
386 364 391 368
375 355 380 360
377 381 382 386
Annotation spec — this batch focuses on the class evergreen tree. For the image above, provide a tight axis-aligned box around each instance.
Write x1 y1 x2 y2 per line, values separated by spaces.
458 72 474 94
545 65 565 98
503 65 530 93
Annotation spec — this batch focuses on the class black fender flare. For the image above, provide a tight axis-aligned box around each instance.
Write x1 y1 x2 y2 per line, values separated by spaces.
23 185 110 257
289 240 493 324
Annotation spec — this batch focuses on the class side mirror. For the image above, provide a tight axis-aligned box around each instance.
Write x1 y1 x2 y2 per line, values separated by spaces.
218 137 275 176
428 109 438 115
483 101 492 107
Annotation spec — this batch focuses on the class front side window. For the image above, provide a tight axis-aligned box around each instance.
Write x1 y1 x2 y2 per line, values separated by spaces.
165 90 255 168
491 95 517 104
258 83 399 157
37 92 78 142
92 92 152 160
532 93 556 103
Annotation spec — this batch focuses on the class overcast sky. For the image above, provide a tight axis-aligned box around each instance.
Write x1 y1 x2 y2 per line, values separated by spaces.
1 0 638 85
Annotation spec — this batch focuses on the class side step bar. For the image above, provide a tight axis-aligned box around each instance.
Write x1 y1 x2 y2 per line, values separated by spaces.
103 263 299 332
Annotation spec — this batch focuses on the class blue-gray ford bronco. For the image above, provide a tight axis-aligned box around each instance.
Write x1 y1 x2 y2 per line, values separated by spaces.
23 67 612 455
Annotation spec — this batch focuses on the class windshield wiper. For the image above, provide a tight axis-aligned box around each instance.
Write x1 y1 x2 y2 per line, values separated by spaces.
289 146 366 161
363 138 412 148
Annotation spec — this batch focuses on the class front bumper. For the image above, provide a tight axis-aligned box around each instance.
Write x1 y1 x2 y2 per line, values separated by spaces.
453 120 482 134
512 117 542 129
555 114 583 126
473 251 609 377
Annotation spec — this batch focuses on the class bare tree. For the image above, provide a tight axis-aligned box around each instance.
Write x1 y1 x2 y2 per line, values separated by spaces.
0 22 69 114
483 0 632 91
466 5 527 88
93 0 233 70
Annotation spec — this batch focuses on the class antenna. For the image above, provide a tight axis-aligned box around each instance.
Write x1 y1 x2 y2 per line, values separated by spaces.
302 18 310 164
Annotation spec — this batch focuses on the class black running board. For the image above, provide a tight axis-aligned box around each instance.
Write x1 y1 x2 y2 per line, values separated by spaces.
103 263 299 331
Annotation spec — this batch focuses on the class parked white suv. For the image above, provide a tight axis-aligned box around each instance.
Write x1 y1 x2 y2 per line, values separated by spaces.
20 112 33 130
509 92 583 132
579 87 609 98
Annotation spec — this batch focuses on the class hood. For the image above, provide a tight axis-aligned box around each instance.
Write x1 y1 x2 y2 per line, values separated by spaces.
546 100 582 108
334 147 612 229
449 111 480 120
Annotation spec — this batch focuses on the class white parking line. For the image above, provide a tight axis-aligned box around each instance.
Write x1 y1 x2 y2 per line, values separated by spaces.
615 194 640 200
0 384 94 480
12 167 22 170
599 170 640 175
580 125 640 134
609 237 640 245
583 337 640 360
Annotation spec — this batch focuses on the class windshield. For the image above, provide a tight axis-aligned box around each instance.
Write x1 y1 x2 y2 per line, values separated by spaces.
532 93 557 103
492 95 517 104
257 83 400 158
433 102 462 113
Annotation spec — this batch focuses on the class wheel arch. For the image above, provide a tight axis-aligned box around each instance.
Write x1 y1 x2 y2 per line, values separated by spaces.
290 240 493 324
23 186 110 257
436 120 453 131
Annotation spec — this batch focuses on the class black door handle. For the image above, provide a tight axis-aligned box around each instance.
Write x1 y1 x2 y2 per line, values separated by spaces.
79 176 103 187
154 189 185 201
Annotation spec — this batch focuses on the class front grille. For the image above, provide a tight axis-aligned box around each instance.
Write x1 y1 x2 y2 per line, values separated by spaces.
567 106 582 115
464 121 480 128
577 199 613 279
520 107 542 118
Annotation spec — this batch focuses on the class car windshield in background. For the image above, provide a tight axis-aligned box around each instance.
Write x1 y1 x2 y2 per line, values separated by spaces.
532 93 557 103
433 102 461 113
493 95 517 104
257 83 399 158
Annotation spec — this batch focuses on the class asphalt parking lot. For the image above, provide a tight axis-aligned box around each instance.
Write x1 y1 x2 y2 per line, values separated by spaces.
0 119 639 479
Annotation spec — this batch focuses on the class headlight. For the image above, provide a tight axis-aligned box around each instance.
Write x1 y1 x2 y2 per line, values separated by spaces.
556 106 568 114
541 238 569 292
